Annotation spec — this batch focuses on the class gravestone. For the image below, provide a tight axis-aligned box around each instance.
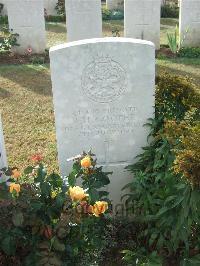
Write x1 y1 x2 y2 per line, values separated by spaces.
1 0 57 15
50 38 155 207
44 0 58 16
124 0 161 49
7 0 46 54
65 0 102 42
106 0 124 10
179 0 200 47
0 116 7 169
0 0 7 15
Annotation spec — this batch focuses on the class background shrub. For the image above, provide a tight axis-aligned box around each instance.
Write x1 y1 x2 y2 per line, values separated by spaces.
102 8 124 20
45 15 65 23
123 73 200 265
178 47 200 58
161 5 179 18
0 15 8 24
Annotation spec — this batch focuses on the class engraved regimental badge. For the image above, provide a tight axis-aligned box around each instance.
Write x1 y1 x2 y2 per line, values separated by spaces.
81 56 127 103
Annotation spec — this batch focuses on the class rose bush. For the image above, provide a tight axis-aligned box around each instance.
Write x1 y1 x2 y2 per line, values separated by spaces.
0 151 111 265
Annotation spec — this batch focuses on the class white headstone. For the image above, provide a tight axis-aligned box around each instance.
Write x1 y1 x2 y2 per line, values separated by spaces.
0 116 7 169
124 0 161 49
1 0 58 15
7 0 46 54
106 0 124 10
50 38 155 206
179 0 200 47
65 0 102 42
44 0 58 16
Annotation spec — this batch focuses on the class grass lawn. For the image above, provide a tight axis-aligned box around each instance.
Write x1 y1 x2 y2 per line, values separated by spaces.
45 18 178 47
0 65 58 172
0 18 199 172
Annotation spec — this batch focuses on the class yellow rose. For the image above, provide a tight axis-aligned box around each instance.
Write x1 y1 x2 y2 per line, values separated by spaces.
12 169 21 179
69 186 88 201
81 156 92 168
9 183 21 194
92 201 108 217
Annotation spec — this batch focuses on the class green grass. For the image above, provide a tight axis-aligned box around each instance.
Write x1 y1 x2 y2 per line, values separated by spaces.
156 58 200 86
0 18 178 47
45 18 178 48
0 64 58 172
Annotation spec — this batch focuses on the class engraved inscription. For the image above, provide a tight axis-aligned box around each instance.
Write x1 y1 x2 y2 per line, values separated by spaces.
65 106 142 138
192 12 200 23
81 57 127 103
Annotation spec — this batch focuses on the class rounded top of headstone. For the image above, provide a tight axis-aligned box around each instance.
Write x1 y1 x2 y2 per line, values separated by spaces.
49 37 155 53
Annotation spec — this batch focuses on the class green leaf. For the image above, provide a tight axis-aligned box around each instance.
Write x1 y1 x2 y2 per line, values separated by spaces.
12 211 24 227
24 166 34 175
1 236 16 255
67 172 76 187
52 237 65 252
40 182 51 196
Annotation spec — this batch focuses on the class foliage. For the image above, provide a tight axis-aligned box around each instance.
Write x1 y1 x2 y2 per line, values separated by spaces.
0 15 8 24
112 28 120 37
110 10 124 20
0 2 3 14
178 47 200 59
45 15 65 23
123 73 200 265
102 7 112 21
161 5 179 18
155 73 200 121
0 26 19 52
173 123 200 188
0 3 8 24
102 8 124 20
0 151 111 265
167 25 179 54
55 0 65 16
30 55 46 65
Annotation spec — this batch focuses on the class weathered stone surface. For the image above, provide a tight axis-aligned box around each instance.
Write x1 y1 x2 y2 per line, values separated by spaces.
2 0 58 15
50 38 155 205
179 0 200 47
7 0 46 54
44 0 58 16
0 116 7 169
124 0 161 49
65 0 102 42
106 0 124 10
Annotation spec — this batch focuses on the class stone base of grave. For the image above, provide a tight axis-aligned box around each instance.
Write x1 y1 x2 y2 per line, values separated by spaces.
105 163 133 216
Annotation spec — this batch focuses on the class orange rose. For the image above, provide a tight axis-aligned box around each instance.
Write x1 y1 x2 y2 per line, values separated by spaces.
12 169 21 179
69 186 88 201
9 183 21 194
92 201 108 217
81 156 92 168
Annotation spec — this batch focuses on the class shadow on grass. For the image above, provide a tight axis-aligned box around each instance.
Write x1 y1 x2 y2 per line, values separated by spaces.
0 65 52 96
0 87 12 99
46 23 66 34
156 64 200 87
